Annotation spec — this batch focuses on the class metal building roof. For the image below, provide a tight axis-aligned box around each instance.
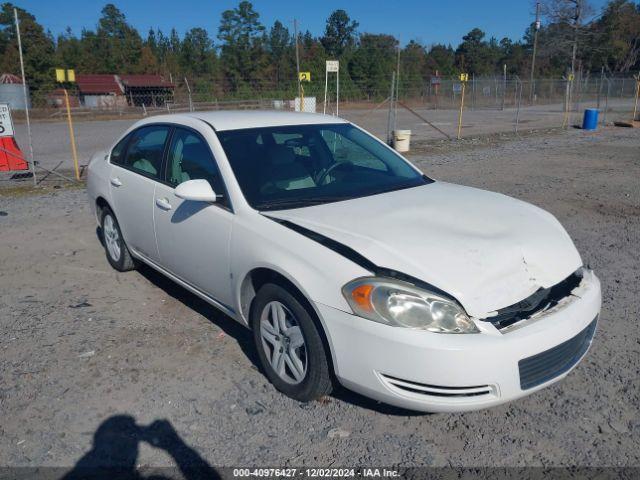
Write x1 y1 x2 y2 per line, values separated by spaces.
118 75 174 89
76 74 123 95
0 73 23 84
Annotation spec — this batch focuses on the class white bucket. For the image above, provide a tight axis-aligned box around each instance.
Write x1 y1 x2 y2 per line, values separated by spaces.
392 130 412 152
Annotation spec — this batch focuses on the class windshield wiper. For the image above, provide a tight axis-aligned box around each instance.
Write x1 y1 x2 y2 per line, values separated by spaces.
367 180 430 197
257 196 352 211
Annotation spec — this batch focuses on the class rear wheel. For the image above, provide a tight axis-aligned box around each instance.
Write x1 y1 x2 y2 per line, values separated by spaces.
101 207 136 272
251 283 333 401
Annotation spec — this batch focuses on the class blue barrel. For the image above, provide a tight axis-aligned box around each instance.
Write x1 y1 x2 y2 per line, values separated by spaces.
582 108 599 130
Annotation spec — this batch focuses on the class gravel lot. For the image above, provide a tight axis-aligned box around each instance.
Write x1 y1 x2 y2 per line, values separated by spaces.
0 127 638 472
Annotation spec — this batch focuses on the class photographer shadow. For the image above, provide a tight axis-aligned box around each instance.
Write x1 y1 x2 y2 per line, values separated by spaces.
62 415 219 480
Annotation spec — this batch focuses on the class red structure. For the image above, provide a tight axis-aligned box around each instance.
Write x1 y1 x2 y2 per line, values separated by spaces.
0 136 28 171
76 74 122 94
47 88 80 108
74 74 125 109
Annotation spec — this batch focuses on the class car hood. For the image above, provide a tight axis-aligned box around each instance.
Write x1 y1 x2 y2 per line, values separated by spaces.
265 182 582 318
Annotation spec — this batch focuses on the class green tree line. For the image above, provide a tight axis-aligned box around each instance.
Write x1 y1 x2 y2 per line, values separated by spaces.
0 0 638 102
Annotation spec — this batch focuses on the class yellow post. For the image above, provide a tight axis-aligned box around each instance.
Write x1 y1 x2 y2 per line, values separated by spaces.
562 74 574 129
457 82 466 140
63 88 80 180
633 76 639 122
298 72 310 113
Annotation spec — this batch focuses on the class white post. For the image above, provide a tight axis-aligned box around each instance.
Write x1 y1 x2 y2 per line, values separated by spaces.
336 68 339 116
184 76 193 112
324 61 340 116
14 8 36 185
323 68 328 115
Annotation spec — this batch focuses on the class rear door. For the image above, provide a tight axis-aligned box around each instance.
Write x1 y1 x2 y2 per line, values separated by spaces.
153 127 234 308
109 125 169 262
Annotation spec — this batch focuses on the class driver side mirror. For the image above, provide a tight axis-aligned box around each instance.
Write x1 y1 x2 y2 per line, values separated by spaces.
174 179 217 203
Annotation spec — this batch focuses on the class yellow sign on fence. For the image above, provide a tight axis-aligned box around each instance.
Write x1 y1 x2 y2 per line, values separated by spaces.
459 73 469 82
299 72 311 82
55 69 76 83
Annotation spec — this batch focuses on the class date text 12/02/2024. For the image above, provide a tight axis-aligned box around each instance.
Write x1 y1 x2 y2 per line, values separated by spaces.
232 468 400 477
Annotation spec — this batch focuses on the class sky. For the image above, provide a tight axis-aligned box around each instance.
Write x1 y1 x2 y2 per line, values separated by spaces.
16 0 609 46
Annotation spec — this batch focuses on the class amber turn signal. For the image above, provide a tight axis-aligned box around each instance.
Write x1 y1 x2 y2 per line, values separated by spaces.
351 284 374 312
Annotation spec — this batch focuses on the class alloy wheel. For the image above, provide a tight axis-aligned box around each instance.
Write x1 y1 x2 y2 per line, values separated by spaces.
259 300 307 384
103 214 121 262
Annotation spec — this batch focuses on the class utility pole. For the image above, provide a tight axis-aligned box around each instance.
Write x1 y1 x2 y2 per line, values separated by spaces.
633 74 640 122
294 19 302 104
394 43 401 132
529 2 540 103
566 0 583 128
570 0 583 77
387 71 396 145
14 8 36 186
501 64 506 110
596 65 604 109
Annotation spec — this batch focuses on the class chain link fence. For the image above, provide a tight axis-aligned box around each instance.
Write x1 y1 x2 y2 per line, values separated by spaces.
15 74 640 144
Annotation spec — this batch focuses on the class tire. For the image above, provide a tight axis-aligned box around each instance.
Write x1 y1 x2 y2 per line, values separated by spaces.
101 207 136 272
251 283 333 402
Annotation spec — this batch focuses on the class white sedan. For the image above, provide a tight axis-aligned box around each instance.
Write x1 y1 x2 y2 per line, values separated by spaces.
87 111 601 412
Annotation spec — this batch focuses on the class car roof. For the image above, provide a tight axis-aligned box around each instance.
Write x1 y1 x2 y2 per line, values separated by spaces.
141 110 349 131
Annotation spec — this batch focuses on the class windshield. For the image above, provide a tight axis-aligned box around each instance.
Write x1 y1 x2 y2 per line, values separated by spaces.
217 123 430 210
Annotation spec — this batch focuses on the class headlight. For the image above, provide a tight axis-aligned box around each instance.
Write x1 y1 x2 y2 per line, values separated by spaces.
342 277 479 334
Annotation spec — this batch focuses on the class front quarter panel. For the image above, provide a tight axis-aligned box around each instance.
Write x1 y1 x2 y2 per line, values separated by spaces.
230 211 369 323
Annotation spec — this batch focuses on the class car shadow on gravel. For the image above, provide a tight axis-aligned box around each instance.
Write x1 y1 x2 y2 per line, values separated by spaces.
330 387 432 417
136 263 260 365
96 225 257 364
62 415 219 480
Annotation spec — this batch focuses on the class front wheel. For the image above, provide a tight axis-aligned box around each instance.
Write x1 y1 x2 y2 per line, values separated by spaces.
101 207 136 272
251 283 333 402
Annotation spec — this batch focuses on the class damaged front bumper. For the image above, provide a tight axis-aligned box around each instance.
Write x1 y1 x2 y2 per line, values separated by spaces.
315 269 601 413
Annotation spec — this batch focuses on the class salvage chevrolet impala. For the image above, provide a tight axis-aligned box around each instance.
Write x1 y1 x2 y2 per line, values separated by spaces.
87 111 601 412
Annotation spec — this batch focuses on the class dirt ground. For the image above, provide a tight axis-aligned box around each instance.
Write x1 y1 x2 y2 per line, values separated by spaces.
0 126 638 472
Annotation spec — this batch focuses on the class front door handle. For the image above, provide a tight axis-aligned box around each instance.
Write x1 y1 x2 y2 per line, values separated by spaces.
155 198 172 210
110 177 123 187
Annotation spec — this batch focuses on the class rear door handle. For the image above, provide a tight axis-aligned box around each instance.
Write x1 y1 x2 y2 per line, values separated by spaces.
110 177 123 187
155 198 172 210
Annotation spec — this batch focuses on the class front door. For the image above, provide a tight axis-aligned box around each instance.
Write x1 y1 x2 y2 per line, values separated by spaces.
153 127 234 309
110 125 169 262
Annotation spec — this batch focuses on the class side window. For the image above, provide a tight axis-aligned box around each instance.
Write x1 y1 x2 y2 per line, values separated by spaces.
165 128 226 201
120 126 169 179
110 135 130 165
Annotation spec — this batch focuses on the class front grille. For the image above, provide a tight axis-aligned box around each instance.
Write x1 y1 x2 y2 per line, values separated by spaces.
519 316 597 390
379 374 496 400
486 269 584 330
